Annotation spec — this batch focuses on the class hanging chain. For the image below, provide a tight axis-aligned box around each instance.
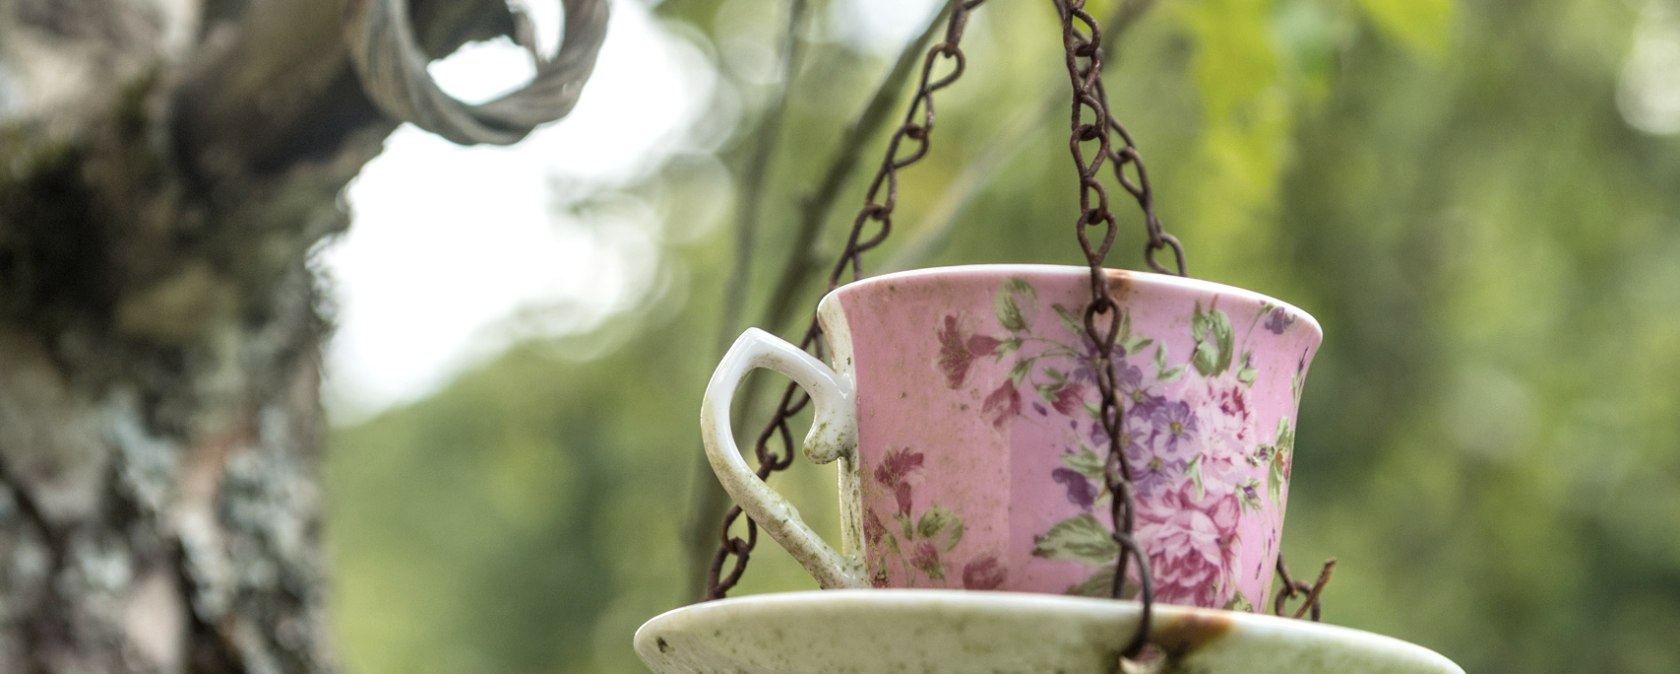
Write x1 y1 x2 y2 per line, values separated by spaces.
1052 0 1160 662
1274 557 1337 620
1094 76 1186 277
705 0 988 601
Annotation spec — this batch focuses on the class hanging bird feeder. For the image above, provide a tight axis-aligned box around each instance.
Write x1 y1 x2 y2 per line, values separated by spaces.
636 3 1465 673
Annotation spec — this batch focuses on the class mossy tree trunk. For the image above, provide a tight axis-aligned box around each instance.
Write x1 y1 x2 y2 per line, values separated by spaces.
0 1 514 671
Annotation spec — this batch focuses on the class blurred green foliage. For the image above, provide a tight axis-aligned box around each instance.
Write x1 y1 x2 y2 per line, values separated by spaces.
326 0 1680 672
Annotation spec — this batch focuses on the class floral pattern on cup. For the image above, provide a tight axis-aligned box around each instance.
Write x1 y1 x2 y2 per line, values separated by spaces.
932 277 1307 610
864 447 1009 591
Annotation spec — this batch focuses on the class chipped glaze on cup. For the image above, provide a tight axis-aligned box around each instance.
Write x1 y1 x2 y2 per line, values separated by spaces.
702 265 1321 610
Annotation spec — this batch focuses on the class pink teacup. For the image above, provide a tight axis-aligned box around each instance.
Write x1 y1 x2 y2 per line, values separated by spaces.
701 265 1321 610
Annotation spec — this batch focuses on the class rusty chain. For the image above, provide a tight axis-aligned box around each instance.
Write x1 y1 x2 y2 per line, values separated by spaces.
1051 0 1159 661
1054 3 1333 656
705 0 988 601
1275 557 1337 620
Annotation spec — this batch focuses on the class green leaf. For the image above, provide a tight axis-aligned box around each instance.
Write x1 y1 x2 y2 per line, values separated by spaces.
1237 353 1258 387
1159 365 1185 383
1032 514 1120 564
1356 0 1453 61
1240 479 1263 512
999 338 1022 358
1224 593 1254 613
917 507 956 539
1188 455 1205 500
1045 367 1066 384
1062 446 1106 482
1191 305 1235 376
1053 303 1083 336
994 278 1037 332
1067 566 1117 598
1192 340 1222 376
1154 344 1169 374
898 514 915 541
1124 337 1153 357
1008 359 1033 385
945 519 965 552
1269 457 1285 504
1275 418 1295 454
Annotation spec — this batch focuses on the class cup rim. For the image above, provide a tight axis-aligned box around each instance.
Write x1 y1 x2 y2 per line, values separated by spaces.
821 264 1323 339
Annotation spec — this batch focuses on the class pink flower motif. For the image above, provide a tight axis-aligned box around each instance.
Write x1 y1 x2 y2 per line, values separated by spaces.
864 509 887 546
1202 381 1252 461
936 315 974 388
1195 454 1249 496
936 316 1002 389
874 448 924 516
981 382 1022 429
911 541 945 581
1051 383 1085 416
962 555 1008 590
967 334 1002 358
1135 483 1241 607
874 448 924 487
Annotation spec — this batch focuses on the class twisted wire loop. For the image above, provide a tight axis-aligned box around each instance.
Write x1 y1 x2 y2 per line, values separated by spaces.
346 0 610 146
1274 557 1337 621
705 0 989 601
1052 0 1156 663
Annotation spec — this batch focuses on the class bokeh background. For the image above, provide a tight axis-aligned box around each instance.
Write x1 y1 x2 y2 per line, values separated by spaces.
318 0 1680 672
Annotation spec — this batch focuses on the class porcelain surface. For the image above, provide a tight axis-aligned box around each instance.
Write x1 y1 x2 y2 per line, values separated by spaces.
634 590 1463 674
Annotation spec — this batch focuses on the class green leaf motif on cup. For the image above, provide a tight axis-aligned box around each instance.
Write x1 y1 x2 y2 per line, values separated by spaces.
1275 418 1295 454
1053 303 1083 336
1187 454 1205 500
917 507 964 552
1008 359 1033 385
1236 350 1257 386
1191 302 1236 376
1239 478 1264 513
995 278 1037 332
1061 446 1105 483
1032 514 1121 564
998 337 1022 359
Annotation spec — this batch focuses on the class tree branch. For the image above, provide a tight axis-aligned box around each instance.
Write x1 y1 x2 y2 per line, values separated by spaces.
172 0 513 184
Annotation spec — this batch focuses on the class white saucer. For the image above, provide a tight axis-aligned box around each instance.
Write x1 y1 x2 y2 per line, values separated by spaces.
634 590 1463 674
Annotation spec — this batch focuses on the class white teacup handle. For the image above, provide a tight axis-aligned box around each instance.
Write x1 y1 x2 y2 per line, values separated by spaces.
701 328 866 589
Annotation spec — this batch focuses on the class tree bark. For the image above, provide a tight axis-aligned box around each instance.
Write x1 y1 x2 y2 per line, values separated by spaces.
0 0 513 671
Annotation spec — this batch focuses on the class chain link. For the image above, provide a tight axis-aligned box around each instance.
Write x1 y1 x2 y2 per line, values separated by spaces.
1051 0 1159 661
1055 1 1333 642
705 0 988 601
1274 557 1337 620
